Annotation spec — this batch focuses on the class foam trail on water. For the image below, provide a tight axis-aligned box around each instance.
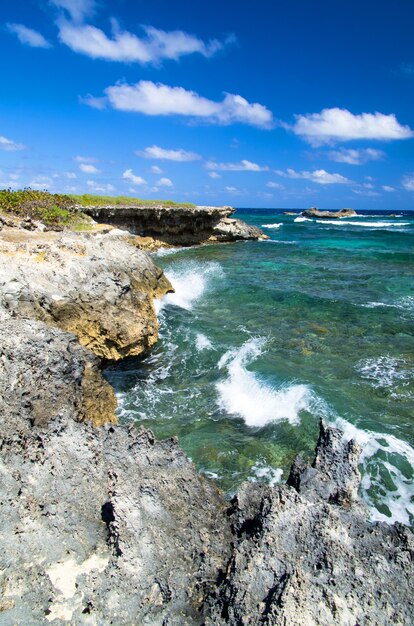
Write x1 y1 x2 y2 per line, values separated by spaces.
261 223 283 229
315 220 410 227
216 337 313 427
195 333 213 351
157 261 224 312
335 417 414 526
294 216 311 222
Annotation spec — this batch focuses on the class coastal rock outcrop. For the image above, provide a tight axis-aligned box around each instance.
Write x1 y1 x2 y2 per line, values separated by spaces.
204 421 414 625
0 228 172 361
302 207 357 219
1 220 413 625
81 204 268 245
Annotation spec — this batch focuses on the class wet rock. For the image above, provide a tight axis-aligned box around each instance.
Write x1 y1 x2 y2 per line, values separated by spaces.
210 217 269 241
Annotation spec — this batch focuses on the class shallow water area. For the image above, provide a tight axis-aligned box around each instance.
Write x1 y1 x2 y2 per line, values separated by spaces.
105 209 414 527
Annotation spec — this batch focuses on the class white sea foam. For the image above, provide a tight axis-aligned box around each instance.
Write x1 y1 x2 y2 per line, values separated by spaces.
356 356 412 389
249 461 283 486
261 222 283 229
294 216 311 222
335 417 414 526
157 261 224 312
216 337 313 427
315 220 410 227
195 333 213 351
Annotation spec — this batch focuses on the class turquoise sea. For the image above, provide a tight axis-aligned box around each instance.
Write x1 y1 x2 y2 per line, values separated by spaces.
105 209 414 528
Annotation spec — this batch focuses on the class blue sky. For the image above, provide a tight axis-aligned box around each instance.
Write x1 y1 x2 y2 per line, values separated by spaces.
1 0 414 209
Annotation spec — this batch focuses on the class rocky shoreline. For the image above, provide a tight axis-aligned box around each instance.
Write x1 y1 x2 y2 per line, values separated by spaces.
0 212 413 625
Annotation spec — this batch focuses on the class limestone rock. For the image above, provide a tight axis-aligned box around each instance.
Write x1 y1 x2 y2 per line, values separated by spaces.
0 229 172 361
81 204 267 245
302 207 357 219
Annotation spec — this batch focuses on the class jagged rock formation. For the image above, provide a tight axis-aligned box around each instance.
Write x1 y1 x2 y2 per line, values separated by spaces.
81 205 268 245
204 422 414 625
302 207 357 219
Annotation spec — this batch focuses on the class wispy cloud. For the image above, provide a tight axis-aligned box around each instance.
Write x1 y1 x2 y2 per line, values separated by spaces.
122 169 146 185
266 181 284 189
352 189 380 197
87 179 115 192
157 177 173 187
150 165 163 174
208 171 221 179
75 155 97 163
0 135 26 152
402 174 414 191
290 108 413 145
85 81 274 129
382 185 395 192
139 145 201 161
328 147 385 165
6 23 51 48
206 159 269 171
50 0 96 23
275 168 351 185
79 163 100 173
57 19 233 63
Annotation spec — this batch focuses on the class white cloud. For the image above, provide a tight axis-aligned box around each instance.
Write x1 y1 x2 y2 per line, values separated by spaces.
50 0 96 22
29 176 53 189
352 189 380 197
122 169 146 185
275 168 350 185
150 165 163 174
206 159 269 171
87 81 274 129
87 180 115 193
79 163 100 173
266 181 284 189
382 185 395 192
65 171 77 179
328 147 385 165
208 172 221 179
291 108 413 145
6 23 51 48
402 175 414 191
157 177 173 187
75 155 96 163
225 186 238 192
139 145 201 161
0 135 26 151
57 20 232 63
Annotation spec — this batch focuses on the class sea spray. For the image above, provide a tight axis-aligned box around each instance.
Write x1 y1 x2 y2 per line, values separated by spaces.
156 260 224 312
216 337 314 427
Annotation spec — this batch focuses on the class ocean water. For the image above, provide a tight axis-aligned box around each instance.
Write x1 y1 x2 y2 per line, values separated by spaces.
105 209 414 528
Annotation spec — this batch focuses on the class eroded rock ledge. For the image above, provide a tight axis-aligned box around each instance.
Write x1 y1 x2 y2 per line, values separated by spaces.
81 204 268 245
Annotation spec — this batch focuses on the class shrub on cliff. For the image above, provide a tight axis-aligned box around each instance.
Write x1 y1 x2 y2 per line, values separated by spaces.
0 188 77 228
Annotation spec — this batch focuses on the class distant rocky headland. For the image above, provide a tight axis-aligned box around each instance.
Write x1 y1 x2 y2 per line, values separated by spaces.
0 192 412 625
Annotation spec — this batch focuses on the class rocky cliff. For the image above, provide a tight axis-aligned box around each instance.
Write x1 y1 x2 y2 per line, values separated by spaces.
81 205 268 245
0 222 412 625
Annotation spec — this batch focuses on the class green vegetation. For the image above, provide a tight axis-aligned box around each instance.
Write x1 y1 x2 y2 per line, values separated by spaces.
0 188 196 230
0 188 78 228
70 194 196 208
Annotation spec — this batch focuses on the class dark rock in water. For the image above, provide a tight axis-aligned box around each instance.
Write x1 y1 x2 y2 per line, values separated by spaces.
302 207 357 219
81 204 267 245
204 420 414 626
211 217 268 241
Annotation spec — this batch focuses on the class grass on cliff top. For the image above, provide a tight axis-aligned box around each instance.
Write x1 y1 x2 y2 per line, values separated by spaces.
0 188 196 229
69 194 196 208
